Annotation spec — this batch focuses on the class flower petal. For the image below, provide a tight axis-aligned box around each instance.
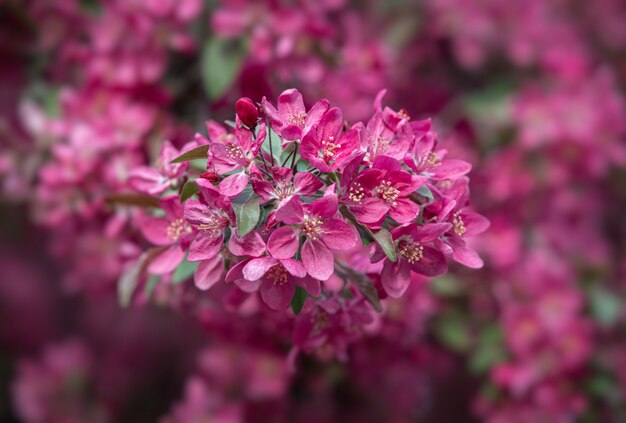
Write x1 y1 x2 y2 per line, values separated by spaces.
280 258 307 278
267 226 300 259
309 191 338 218
389 197 420 223
410 246 448 276
448 236 484 269
461 210 491 237
275 196 304 224
229 230 266 257
243 256 278 281
350 197 389 224
139 215 172 246
294 172 324 196
187 232 223 262
194 254 224 290
320 219 357 250
260 276 295 311
295 276 321 297
218 173 249 197
148 245 186 275
381 259 411 298
301 239 334 281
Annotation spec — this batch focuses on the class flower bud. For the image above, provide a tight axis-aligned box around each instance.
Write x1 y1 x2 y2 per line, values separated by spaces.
235 97 259 128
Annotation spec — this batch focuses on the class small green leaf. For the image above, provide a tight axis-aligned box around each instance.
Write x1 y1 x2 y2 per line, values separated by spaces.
469 325 506 374
371 228 396 262
180 180 199 203
430 276 464 297
291 286 308 315
589 285 621 327
416 185 434 201
434 315 471 352
143 276 160 299
172 256 200 284
170 145 209 164
117 248 163 307
234 195 260 236
201 38 247 100
262 127 283 163
296 159 310 172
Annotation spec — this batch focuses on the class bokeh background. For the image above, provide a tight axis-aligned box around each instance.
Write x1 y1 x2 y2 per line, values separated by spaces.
1 0 626 422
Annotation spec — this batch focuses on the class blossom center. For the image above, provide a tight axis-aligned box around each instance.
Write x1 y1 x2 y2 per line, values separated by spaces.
399 241 424 264
321 136 339 162
226 145 245 160
378 180 399 206
198 212 224 237
426 152 441 167
371 135 390 157
266 264 288 286
287 112 307 128
348 182 365 204
274 182 295 201
166 219 186 241
302 213 322 240
452 211 466 236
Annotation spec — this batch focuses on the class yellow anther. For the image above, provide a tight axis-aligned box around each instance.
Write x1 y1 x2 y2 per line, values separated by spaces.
399 242 424 264
452 211 466 236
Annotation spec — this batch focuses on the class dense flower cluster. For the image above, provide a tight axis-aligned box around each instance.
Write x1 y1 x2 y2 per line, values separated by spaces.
2 0 626 422
128 87 487 324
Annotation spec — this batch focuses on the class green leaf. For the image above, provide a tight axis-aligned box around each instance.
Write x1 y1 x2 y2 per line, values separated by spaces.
416 185 434 201
434 315 471 352
371 228 396 262
262 127 283 163
172 256 200 284
233 195 260 236
430 276 464 297
469 325 506 374
589 285 621 327
201 38 247 101
143 276 160 299
296 159 310 172
180 180 199 203
291 286 308 315
170 145 209 164
117 248 163 307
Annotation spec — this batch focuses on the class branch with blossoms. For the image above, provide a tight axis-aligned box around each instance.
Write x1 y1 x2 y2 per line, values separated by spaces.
119 88 489 319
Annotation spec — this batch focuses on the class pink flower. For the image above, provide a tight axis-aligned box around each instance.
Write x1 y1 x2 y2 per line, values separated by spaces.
262 88 329 141
406 131 472 181
369 155 425 224
430 178 490 268
184 180 233 262
226 250 320 311
138 195 192 275
129 140 188 196
300 107 360 172
337 153 389 227
273 189 358 280
372 223 450 298
360 104 414 162
251 166 323 208
209 122 266 197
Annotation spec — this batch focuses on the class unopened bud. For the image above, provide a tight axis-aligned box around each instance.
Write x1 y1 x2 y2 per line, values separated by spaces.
235 97 259 128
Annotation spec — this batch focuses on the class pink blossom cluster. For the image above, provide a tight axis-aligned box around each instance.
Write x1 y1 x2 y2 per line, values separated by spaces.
2 0 626 422
125 88 487 333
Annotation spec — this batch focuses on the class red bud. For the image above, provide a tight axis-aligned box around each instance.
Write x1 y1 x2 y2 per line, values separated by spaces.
235 97 259 128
